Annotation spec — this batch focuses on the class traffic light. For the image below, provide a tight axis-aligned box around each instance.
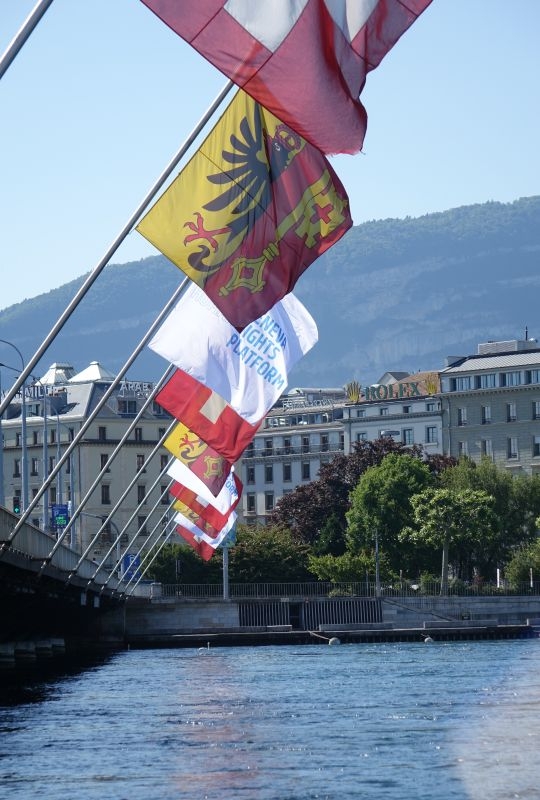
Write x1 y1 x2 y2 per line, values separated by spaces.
12 495 21 514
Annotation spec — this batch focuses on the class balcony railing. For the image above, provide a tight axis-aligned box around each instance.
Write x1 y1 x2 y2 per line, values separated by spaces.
244 443 343 459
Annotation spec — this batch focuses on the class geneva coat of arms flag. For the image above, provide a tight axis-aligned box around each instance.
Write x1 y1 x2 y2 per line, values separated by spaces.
136 89 351 329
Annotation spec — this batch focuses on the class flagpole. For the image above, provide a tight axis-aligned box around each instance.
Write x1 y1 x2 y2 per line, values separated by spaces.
0 79 235 416
0 0 55 81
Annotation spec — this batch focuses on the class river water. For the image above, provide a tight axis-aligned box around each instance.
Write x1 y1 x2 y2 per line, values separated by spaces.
1 639 540 800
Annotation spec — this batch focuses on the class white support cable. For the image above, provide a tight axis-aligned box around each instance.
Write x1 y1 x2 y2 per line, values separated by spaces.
103 471 177 588
0 279 187 555
0 0 54 80
123 515 179 597
62 378 177 574
0 80 234 416
86 456 176 586
110 502 178 595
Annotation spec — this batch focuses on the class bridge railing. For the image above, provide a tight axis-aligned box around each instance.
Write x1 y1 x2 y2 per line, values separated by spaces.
155 580 540 601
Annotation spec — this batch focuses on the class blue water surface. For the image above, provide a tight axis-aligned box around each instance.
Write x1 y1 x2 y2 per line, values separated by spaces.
1 639 540 800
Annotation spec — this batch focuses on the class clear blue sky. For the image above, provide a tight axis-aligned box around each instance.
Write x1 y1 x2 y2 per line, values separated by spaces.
1 0 539 312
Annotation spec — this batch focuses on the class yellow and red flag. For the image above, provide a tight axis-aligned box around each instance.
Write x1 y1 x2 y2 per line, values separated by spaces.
136 89 351 329
164 421 231 496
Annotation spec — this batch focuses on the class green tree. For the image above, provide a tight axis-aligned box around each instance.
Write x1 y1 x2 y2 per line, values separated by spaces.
308 549 394 585
228 524 312 583
403 487 496 594
147 542 223 584
346 453 433 575
505 539 540 589
440 457 540 574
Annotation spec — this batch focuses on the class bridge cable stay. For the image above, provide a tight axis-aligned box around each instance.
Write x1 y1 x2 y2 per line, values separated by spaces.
0 79 234 417
123 517 180 597
109 504 180 597
0 0 54 81
100 497 179 596
81 463 177 588
0 280 188 556
61 411 177 578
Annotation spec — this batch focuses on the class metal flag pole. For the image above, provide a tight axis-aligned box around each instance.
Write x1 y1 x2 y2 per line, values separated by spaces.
0 79 235 416
0 0 54 81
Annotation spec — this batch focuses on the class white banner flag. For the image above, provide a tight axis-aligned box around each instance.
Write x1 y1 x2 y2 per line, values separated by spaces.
167 459 239 513
174 510 237 548
149 283 318 424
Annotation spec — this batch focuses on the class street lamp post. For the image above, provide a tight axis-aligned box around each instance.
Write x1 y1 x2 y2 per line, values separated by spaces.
0 341 28 512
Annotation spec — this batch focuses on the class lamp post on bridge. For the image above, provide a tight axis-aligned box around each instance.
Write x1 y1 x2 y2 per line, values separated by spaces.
0 341 28 512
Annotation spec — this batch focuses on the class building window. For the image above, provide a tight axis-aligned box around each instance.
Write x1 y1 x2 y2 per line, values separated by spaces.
283 462 292 482
481 405 491 424
504 371 522 387
403 405 411 414
301 436 310 454
301 462 311 480
48 455 55 473
30 458 39 476
530 370 540 384
134 427 143 442
339 432 344 450
137 485 147 505
265 464 273 483
455 376 471 391
264 438 273 456
100 453 110 472
479 373 496 389
533 401 540 420
158 427 166 441
101 484 111 504
136 454 146 472
160 485 169 504
118 399 137 415
246 465 255 484
480 439 493 458
265 492 274 512
426 401 437 412
506 402 517 422
160 454 168 471
98 426 107 442
321 434 329 452
245 442 255 458
507 437 519 459
356 432 367 442
137 515 148 536
65 457 71 475
458 441 469 457
379 407 389 416
50 428 56 445
457 407 467 426
283 437 292 454
533 436 540 457
357 409 366 418
50 486 56 504
426 426 438 444
13 458 20 477
15 432 22 447
402 428 414 445
247 493 256 513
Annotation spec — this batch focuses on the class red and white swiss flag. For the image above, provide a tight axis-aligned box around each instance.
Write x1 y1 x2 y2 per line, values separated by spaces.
141 0 432 155
156 369 260 464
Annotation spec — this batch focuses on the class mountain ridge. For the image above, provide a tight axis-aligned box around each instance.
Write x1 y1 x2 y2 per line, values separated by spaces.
1 196 539 388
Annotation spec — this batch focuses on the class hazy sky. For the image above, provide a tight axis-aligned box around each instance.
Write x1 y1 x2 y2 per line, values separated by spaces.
1 0 539 312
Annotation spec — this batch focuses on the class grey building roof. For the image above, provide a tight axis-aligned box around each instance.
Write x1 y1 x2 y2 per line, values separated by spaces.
442 350 540 374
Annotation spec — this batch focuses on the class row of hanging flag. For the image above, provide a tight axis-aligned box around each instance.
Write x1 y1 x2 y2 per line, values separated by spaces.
135 0 433 560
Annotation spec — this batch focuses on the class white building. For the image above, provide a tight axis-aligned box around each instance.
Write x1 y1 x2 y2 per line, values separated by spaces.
1 362 172 567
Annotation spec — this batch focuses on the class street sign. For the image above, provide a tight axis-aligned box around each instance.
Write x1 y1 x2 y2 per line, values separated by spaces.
122 553 141 580
51 503 69 529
